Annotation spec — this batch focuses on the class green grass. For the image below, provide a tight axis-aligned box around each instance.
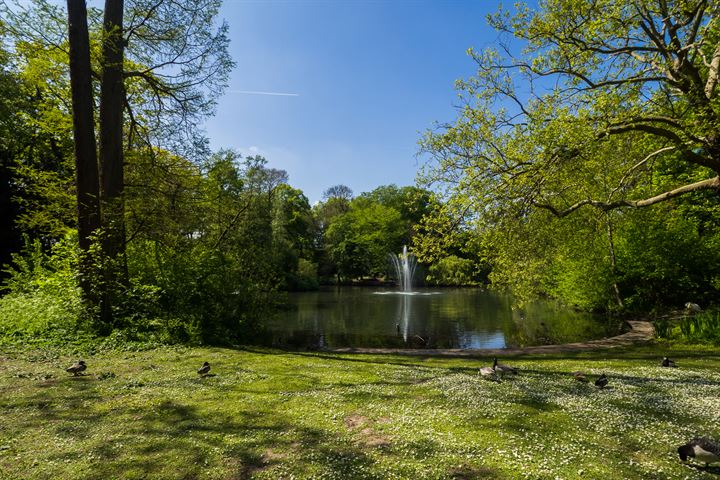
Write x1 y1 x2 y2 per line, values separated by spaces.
1 344 719 479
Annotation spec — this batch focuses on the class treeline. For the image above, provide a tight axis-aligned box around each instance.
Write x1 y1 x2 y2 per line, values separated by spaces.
3 0 719 346
0 0 481 344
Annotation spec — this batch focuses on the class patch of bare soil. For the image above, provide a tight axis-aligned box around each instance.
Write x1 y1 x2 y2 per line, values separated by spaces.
344 413 391 448
261 448 287 463
344 413 369 429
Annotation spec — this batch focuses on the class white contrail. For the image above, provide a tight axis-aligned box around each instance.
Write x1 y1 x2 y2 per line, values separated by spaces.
229 90 299 97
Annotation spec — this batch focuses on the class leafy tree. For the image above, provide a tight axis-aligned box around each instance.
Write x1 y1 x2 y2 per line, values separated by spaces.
3 0 232 328
271 184 316 289
422 0 720 221
359 184 434 235
325 200 406 280
123 150 290 341
426 255 477 286
0 38 30 279
316 185 436 283
419 0 720 309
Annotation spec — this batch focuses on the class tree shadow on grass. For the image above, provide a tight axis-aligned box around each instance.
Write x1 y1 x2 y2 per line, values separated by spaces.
6 346 720 479
14 377 383 479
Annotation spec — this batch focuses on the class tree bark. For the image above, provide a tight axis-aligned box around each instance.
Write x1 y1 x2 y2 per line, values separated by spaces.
99 0 126 325
67 0 101 313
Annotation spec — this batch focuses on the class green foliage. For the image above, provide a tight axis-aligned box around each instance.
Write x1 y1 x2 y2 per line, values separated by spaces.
426 255 478 286
319 185 435 282
122 151 287 343
325 201 404 279
126 239 274 344
0 235 83 337
616 206 720 310
656 310 720 345
271 184 317 290
288 258 320 291
0 148 300 345
0 234 192 344
417 1 720 312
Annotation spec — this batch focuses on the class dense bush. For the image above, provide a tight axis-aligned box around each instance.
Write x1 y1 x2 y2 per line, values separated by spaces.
616 207 720 311
655 310 720 345
0 236 83 337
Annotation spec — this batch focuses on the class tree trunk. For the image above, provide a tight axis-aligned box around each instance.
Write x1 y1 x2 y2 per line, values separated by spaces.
67 0 102 315
99 0 126 325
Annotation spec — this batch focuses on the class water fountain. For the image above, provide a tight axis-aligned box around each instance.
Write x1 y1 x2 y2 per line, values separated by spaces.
389 245 417 292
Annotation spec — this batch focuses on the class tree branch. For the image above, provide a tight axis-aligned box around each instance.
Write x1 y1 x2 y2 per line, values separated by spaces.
704 41 720 98
534 175 720 217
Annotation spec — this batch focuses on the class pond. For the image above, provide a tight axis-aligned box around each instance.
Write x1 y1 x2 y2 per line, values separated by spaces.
266 287 623 349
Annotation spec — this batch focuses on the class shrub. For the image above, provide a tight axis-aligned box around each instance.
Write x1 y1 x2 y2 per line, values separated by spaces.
656 310 720 345
0 235 84 337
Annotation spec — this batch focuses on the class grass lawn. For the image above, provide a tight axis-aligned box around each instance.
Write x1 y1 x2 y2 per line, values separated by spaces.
1 343 719 479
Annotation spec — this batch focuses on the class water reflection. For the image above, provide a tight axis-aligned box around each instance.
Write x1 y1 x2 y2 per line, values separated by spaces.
397 293 409 342
266 287 621 350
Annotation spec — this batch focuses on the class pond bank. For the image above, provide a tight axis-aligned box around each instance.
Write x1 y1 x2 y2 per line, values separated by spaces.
325 320 655 357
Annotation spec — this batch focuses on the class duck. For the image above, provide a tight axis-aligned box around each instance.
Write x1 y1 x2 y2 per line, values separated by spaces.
479 359 499 381
65 360 86 376
685 302 702 313
594 373 608 389
493 357 518 376
197 361 210 376
661 357 677 368
572 371 589 383
678 437 720 467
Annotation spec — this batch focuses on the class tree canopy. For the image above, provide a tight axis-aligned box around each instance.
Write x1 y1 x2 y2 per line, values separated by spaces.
421 0 720 221
418 0 720 309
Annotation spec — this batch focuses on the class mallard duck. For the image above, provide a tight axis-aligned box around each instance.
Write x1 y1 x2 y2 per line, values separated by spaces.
66 360 86 376
572 371 589 383
661 357 677 368
594 373 608 389
197 361 210 376
678 438 720 467
493 357 518 376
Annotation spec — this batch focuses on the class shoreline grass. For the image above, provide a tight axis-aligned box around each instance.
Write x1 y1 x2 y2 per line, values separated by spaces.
1 343 719 479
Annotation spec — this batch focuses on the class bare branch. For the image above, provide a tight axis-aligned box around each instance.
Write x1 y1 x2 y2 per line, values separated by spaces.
608 145 676 200
534 176 720 217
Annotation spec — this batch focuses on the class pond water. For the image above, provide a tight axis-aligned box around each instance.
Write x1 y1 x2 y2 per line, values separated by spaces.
266 287 623 350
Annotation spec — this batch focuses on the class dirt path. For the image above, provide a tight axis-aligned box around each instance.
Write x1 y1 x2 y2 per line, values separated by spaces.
325 320 655 357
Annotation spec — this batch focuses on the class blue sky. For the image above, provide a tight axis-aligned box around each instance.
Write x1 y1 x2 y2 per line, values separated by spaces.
204 1 506 203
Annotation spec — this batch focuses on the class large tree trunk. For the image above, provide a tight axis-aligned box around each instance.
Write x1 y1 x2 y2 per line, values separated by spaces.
99 0 126 325
67 0 102 316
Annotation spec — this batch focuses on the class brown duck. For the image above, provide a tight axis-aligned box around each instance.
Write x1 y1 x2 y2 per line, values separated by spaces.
572 371 589 383
66 360 86 376
197 362 210 376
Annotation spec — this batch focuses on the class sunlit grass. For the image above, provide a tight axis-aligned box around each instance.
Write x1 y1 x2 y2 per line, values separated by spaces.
1 344 719 479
